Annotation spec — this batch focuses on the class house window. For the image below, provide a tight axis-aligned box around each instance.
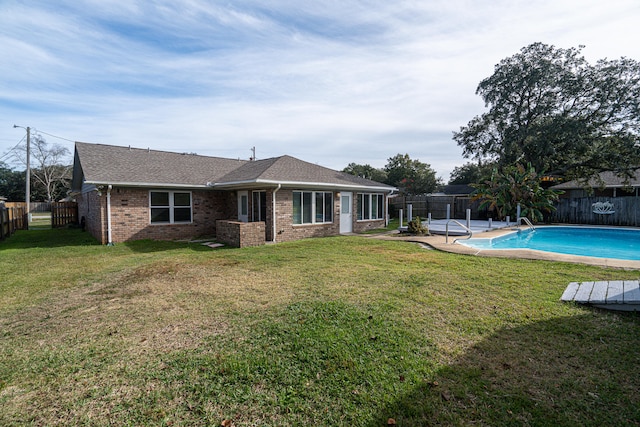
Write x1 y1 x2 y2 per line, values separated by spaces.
293 191 333 224
357 193 384 221
252 191 267 222
150 191 192 224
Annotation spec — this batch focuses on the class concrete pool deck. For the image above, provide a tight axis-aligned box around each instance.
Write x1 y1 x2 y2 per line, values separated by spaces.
369 225 640 270
399 219 513 235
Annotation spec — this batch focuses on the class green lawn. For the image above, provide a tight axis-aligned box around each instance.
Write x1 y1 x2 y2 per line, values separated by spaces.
1 229 639 426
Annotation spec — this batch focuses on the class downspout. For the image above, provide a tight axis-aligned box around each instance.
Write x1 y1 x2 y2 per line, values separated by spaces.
385 192 389 226
106 184 113 246
272 184 281 243
386 190 396 227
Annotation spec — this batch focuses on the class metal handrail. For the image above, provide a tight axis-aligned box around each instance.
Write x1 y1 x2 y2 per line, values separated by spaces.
446 219 473 243
517 216 535 230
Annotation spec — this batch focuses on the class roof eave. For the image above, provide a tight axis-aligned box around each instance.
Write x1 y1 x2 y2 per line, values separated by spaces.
210 179 396 192
84 180 210 189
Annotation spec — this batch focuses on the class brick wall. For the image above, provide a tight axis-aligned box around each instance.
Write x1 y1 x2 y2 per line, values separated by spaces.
216 220 266 248
77 189 107 244
353 218 386 233
272 189 341 243
80 187 237 244
112 188 238 242
78 185 388 245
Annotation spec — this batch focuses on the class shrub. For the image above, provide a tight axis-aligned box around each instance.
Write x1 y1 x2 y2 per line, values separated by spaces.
407 216 429 235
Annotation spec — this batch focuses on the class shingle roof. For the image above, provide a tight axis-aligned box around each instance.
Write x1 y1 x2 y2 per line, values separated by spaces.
552 169 640 189
214 155 394 190
74 142 245 188
73 142 395 192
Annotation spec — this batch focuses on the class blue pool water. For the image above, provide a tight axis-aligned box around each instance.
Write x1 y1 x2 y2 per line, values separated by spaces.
460 226 640 260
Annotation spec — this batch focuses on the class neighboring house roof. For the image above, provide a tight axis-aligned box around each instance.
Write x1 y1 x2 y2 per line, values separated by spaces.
436 184 474 195
551 169 640 190
72 142 395 192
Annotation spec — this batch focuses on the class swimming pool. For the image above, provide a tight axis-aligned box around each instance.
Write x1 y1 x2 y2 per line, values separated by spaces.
460 226 640 261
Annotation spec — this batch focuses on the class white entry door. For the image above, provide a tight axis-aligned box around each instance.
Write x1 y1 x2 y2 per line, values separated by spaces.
340 192 352 234
238 191 249 222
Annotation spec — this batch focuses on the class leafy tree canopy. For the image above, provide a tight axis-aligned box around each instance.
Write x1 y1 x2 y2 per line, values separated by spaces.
342 163 388 183
454 42 640 183
472 163 563 222
384 153 441 195
0 162 26 201
448 162 494 185
343 154 441 195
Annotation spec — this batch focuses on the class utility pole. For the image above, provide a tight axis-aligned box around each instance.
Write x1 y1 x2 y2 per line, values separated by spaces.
250 146 256 161
13 125 30 228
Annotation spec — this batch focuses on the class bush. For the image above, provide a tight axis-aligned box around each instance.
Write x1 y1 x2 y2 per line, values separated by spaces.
407 216 429 235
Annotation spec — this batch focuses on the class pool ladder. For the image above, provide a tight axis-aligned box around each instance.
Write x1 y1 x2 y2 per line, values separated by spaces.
517 217 536 230
446 220 473 244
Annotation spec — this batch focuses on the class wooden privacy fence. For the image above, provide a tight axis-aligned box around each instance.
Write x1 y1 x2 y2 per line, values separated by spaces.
390 195 483 219
391 194 640 225
552 196 640 226
52 202 78 228
30 202 51 213
0 204 27 241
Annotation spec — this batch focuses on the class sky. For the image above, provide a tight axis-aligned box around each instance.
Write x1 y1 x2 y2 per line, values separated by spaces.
1 0 639 182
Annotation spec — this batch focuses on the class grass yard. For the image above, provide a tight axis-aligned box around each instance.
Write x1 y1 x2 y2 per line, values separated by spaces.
1 229 639 426
28 213 52 230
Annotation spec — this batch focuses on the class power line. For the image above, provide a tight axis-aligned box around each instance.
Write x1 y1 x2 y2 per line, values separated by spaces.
0 135 26 162
1 127 76 164
33 129 76 143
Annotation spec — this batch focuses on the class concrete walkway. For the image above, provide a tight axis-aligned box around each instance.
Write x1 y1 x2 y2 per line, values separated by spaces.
561 280 640 311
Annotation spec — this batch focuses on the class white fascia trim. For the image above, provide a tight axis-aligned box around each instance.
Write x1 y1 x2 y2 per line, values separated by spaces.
85 181 209 189
209 179 396 193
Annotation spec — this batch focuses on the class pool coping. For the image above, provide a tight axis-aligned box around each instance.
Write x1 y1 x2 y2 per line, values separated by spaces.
369 227 640 270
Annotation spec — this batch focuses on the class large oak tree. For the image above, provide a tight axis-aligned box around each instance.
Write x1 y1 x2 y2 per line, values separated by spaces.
454 43 640 182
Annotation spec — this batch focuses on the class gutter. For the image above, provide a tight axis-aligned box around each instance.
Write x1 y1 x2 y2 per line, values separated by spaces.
272 184 281 243
209 178 396 193
87 180 210 189
106 184 113 246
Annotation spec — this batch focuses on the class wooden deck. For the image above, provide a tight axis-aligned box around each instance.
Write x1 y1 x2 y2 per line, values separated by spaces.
561 280 640 311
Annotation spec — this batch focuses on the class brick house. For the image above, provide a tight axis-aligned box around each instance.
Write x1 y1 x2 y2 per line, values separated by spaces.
71 142 396 247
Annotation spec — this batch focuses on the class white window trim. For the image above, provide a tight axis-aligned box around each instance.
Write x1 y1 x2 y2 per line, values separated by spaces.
149 190 193 224
293 190 333 225
357 193 385 221
252 190 267 222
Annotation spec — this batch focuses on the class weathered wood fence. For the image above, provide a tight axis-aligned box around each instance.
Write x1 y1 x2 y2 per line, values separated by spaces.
30 202 52 213
0 204 27 241
0 201 78 241
552 196 640 226
51 202 78 228
390 195 483 219
391 194 640 226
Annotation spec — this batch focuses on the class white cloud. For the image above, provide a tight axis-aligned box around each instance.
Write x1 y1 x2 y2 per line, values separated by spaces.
1 0 639 180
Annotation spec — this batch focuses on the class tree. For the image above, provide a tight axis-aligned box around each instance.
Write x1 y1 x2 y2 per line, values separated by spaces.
342 163 388 183
0 161 26 201
472 163 563 222
13 134 72 202
384 154 441 195
454 43 640 183
448 162 493 185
